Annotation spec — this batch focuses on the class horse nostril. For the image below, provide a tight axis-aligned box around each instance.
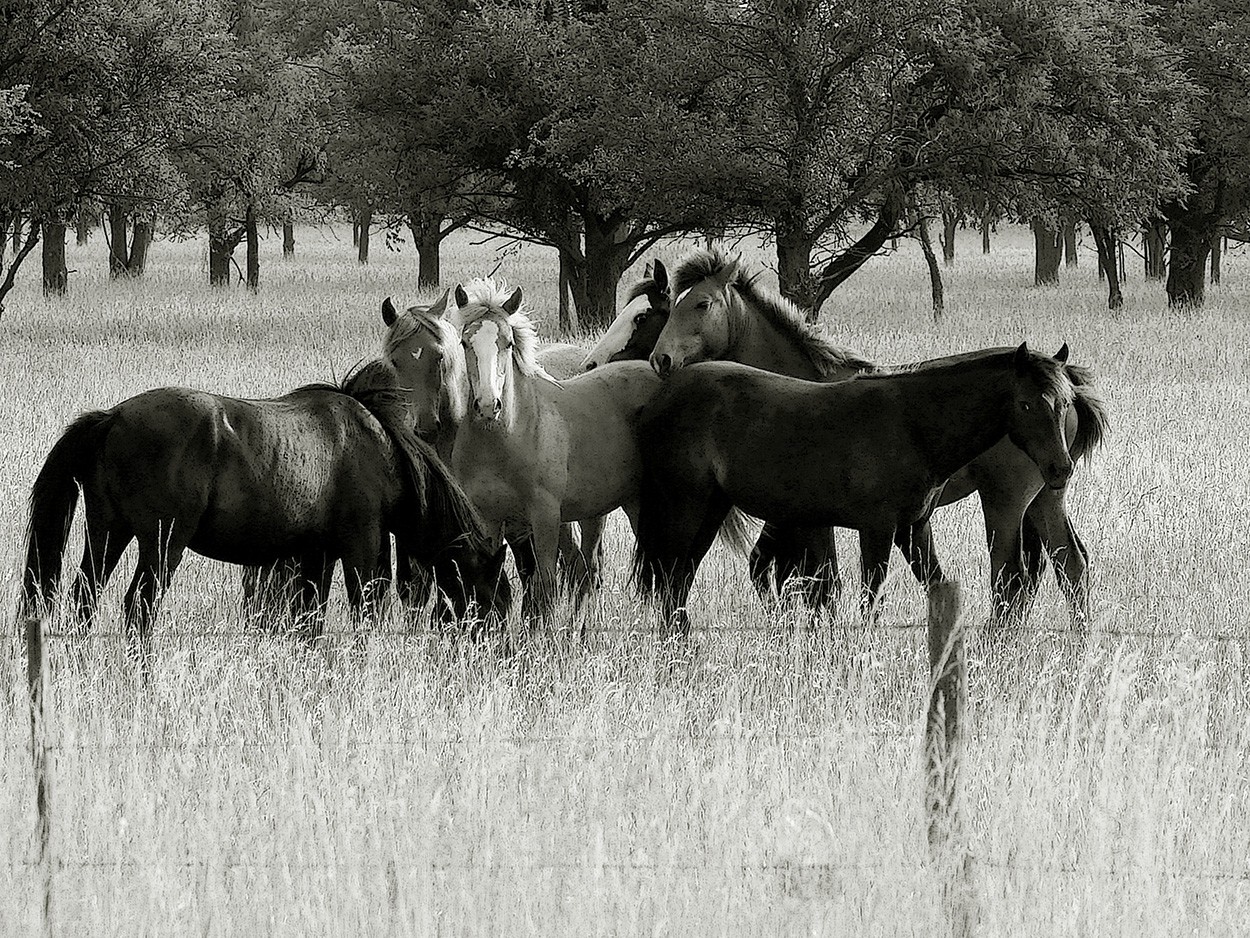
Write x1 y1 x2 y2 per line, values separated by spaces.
651 352 672 377
492 399 502 417
584 361 597 371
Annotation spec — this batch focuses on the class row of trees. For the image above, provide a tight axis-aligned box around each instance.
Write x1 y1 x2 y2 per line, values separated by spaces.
2 0 1248 326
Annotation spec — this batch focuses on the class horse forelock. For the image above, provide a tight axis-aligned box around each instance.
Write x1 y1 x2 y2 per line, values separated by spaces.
1028 355 1076 407
383 306 468 423
670 244 876 377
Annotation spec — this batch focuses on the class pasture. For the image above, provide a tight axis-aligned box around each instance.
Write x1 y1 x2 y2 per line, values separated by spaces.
2 225 1249 934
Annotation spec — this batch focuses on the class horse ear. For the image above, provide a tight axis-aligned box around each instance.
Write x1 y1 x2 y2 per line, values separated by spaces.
382 297 398 326
714 256 740 288
1013 342 1030 371
653 258 669 293
453 284 469 309
428 289 451 318
502 287 523 315
1054 342 1069 363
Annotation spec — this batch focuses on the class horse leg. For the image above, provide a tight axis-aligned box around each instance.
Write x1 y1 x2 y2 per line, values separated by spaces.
894 518 945 589
524 510 562 627
978 479 1039 628
749 523 782 602
857 526 897 622
123 531 188 679
666 492 734 640
293 553 334 643
395 541 433 611
70 511 130 634
569 515 608 618
1023 486 1090 630
555 522 590 600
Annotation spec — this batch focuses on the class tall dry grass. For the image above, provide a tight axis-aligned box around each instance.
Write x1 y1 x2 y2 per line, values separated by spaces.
1 224 1249 935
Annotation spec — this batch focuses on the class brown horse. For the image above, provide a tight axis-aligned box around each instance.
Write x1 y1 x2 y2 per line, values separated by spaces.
20 363 511 672
632 346 1077 635
617 248 1108 626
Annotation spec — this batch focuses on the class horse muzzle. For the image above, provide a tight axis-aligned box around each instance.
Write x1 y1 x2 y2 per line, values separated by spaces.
650 351 675 378
1045 459 1074 490
473 397 504 421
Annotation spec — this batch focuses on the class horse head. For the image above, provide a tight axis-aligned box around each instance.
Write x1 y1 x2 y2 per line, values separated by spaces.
453 279 537 426
583 258 672 371
380 290 467 440
650 247 740 378
1007 342 1076 490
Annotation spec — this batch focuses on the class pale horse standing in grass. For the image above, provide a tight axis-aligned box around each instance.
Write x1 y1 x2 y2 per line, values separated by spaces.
381 291 611 604
442 279 662 624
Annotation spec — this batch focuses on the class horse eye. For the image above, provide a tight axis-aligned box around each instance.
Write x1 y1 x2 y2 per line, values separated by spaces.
634 312 648 325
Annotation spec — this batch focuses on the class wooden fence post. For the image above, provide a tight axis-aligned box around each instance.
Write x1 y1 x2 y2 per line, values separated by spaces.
26 615 53 937
925 580 976 937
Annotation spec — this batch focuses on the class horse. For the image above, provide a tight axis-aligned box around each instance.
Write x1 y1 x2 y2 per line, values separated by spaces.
439 279 663 623
380 293 607 602
632 345 1077 636
581 260 671 371
604 247 1109 627
20 363 512 673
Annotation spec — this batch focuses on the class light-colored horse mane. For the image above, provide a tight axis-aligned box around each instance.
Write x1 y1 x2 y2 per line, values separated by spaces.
670 245 879 378
382 298 469 423
456 278 544 379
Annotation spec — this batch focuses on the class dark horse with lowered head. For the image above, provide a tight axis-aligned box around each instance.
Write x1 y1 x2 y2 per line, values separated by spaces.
593 249 1108 627
20 362 511 672
632 345 1078 636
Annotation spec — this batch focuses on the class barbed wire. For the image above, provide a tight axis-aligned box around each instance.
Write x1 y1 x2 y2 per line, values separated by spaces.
3 856 1248 883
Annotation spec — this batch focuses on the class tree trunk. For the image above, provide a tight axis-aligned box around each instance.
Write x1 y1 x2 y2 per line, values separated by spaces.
41 221 68 297
981 216 991 254
775 215 818 319
406 210 443 288
282 212 295 258
812 192 905 310
357 204 373 265
1143 218 1167 280
1061 220 1078 267
1163 204 1215 308
939 202 957 266
351 211 361 248
0 221 39 315
107 204 129 278
0 211 8 266
245 202 260 292
557 248 575 335
1089 222 1123 311
11 212 21 252
208 201 232 287
127 217 152 275
1030 218 1061 286
577 213 629 333
912 200 943 320
75 204 91 246
1210 226 1221 285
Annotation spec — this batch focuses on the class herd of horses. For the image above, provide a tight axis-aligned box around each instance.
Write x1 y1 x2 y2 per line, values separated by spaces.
19 246 1109 670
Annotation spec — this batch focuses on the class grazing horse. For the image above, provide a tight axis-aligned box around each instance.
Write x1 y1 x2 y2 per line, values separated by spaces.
604 248 1108 626
380 293 607 602
633 346 1077 636
443 279 662 622
20 364 511 672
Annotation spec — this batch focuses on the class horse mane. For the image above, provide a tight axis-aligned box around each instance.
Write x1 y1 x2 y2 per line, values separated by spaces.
457 278 542 377
338 362 495 558
382 301 469 423
1065 364 1110 461
670 245 878 377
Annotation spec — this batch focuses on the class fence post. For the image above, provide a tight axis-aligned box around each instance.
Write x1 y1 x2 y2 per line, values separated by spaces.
26 615 53 937
925 580 976 937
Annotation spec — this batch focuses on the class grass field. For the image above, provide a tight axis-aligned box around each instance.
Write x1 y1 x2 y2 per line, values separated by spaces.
2 223 1249 935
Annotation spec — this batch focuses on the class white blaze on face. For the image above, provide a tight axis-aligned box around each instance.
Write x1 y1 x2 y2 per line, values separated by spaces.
582 296 647 370
469 320 505 417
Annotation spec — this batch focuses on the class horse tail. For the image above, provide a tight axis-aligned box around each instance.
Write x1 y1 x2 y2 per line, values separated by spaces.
1065 364 1110 462
22 410 112 614
715 507 758 558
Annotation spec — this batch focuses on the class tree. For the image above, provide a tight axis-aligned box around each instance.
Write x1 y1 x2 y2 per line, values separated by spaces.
1152 0 1250 307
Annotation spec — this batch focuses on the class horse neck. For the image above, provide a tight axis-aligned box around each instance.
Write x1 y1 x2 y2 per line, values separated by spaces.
895 359 1015 479
729 296 827 381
